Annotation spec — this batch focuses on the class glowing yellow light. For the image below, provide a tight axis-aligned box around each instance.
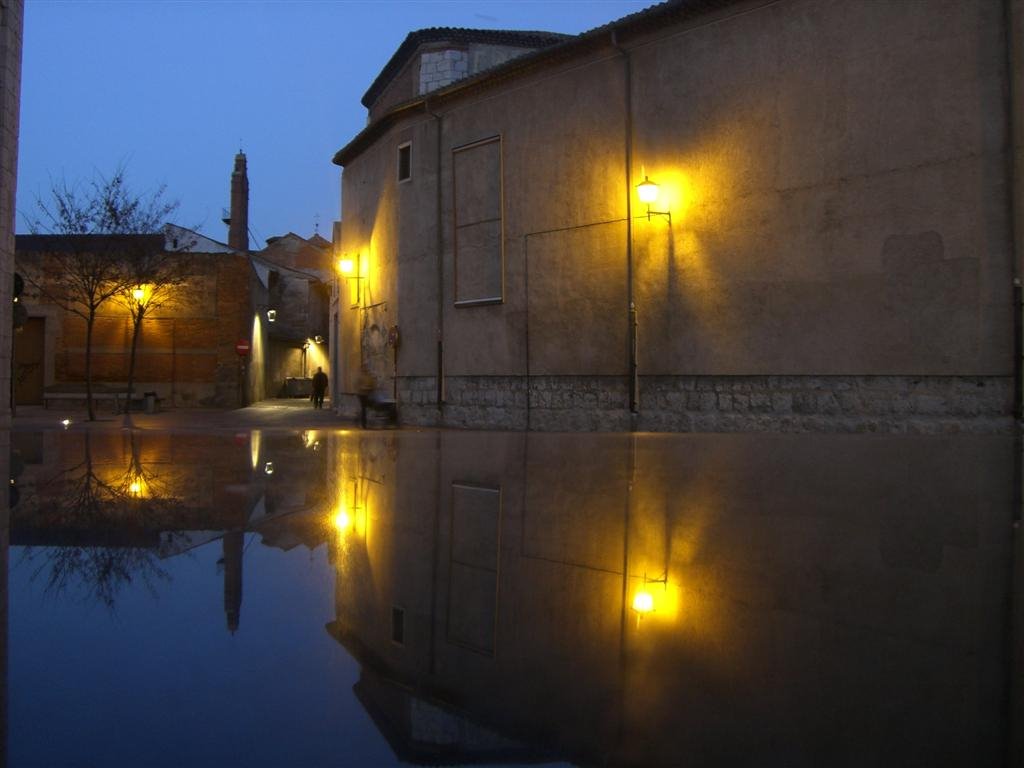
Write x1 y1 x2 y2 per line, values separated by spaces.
632 590 655 614
250 430 261 469
129 481 142 495
61 419 71 428
636 175 659 205
333 510 351 531
132 287 145 301
338 257 354 274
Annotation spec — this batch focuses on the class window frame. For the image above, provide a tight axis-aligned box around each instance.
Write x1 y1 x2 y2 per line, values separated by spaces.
397 141 412 184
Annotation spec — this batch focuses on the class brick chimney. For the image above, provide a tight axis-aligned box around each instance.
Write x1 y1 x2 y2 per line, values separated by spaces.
228 152 249 251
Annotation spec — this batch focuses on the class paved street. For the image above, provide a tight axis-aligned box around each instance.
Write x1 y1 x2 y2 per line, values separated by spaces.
12 398 357 432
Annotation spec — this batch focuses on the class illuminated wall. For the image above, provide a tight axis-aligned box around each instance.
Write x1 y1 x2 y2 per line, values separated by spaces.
14 245 254 408
334 0 1015 431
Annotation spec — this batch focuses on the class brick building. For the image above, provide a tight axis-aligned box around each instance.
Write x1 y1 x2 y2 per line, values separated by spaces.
15 230 254 407
14 153 332 408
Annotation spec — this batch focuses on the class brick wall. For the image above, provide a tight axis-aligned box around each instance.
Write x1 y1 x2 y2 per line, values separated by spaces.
21 249 254 407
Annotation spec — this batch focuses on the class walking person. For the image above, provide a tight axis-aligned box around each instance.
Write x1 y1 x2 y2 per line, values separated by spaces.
311 366 328 409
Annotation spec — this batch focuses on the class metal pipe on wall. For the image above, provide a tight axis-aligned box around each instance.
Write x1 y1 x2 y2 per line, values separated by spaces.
425 98 446 409
1007 0 1024 419
611 30 638 418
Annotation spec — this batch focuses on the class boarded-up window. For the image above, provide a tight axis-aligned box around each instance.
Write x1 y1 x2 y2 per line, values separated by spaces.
453 136 502 306
447 482 501 655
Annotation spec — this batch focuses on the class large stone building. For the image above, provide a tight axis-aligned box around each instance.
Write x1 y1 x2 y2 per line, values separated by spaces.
330 0 1024 432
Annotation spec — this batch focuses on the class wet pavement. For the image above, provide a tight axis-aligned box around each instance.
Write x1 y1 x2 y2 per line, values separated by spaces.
4 428 1022 767
12 397 355 432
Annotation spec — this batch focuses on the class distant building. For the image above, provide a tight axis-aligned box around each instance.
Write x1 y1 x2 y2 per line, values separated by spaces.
14 153 332 408
330 0 1024 432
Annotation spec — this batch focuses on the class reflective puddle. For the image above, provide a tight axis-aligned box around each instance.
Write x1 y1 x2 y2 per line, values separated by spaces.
4 429 1021 767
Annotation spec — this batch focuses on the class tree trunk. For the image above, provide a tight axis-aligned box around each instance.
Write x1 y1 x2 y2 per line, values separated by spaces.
85 310 95 421
124 311 143 417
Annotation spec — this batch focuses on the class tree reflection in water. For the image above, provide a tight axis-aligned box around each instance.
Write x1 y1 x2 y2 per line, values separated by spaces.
17 431 187 608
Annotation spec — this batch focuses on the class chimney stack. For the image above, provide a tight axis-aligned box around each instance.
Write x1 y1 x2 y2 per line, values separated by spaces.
228 152 249 251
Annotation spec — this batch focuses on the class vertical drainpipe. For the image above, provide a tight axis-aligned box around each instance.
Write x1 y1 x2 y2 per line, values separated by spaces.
1004 5 1023 767
1007 0 1024 421
612 30 638 417
426 98 445 411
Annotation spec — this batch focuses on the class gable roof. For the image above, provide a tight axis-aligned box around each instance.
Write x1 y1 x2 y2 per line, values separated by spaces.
334 0 747 167
15 233 166 254
362 27 571 109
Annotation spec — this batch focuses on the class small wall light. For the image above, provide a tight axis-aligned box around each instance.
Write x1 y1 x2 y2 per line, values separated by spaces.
264 461 274 475
636 175 671 222
637 175 659 205
314 335 324 344
266 309 277 323
338 257 354 274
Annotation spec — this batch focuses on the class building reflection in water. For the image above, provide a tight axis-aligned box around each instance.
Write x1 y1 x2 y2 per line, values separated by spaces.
4 428 1022 767
10 429 332 629
323 431 1021 768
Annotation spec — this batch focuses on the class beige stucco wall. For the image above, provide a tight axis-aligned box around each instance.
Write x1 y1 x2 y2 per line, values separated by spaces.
336 0 1016 427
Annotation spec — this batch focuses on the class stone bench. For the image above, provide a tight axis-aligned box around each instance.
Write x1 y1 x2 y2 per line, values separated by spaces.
358 392 397 428
43 390 127 411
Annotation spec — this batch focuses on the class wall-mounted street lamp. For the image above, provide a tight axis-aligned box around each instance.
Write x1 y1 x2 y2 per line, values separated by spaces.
631 571 668 617
636 175 671 221
338 254 366 306
266 309 277 323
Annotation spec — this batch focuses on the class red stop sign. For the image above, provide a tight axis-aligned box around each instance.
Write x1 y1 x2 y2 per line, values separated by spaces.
235 339 251 356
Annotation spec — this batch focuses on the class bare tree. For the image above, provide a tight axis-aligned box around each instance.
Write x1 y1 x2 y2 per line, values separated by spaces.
116 243 195 425
23 166 179 420
17 431 188 608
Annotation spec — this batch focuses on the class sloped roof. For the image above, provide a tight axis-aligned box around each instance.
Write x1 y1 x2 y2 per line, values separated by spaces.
334 0 743 167
15 233 165 254
362 27 571 109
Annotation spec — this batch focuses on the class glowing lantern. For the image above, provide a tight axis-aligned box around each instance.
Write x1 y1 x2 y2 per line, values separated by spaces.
636 175 660 205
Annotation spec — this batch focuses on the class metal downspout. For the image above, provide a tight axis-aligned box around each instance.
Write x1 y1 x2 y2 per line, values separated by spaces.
425 98 445 410
1005 4 1023 765
1008 0 1024 421
612 30 638 418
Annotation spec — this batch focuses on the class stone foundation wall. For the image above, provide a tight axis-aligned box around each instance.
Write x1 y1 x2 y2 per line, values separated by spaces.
397 375 1014 433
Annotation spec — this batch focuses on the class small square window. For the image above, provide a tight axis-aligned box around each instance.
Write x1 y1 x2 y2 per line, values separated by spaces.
397 143 412 183
391 606 405 645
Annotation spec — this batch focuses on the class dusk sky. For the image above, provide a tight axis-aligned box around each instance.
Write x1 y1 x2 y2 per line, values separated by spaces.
18 0 650 249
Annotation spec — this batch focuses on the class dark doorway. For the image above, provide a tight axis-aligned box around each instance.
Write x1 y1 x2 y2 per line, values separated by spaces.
14 316 44 404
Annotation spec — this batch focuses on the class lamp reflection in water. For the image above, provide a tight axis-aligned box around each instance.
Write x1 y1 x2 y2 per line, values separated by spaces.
631 572 670 624
331 477 367 539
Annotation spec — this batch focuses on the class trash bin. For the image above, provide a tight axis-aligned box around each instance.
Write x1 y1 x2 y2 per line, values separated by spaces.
144 391 157 414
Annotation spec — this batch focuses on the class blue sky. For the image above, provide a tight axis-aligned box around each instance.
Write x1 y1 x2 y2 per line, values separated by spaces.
18 0 651 248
